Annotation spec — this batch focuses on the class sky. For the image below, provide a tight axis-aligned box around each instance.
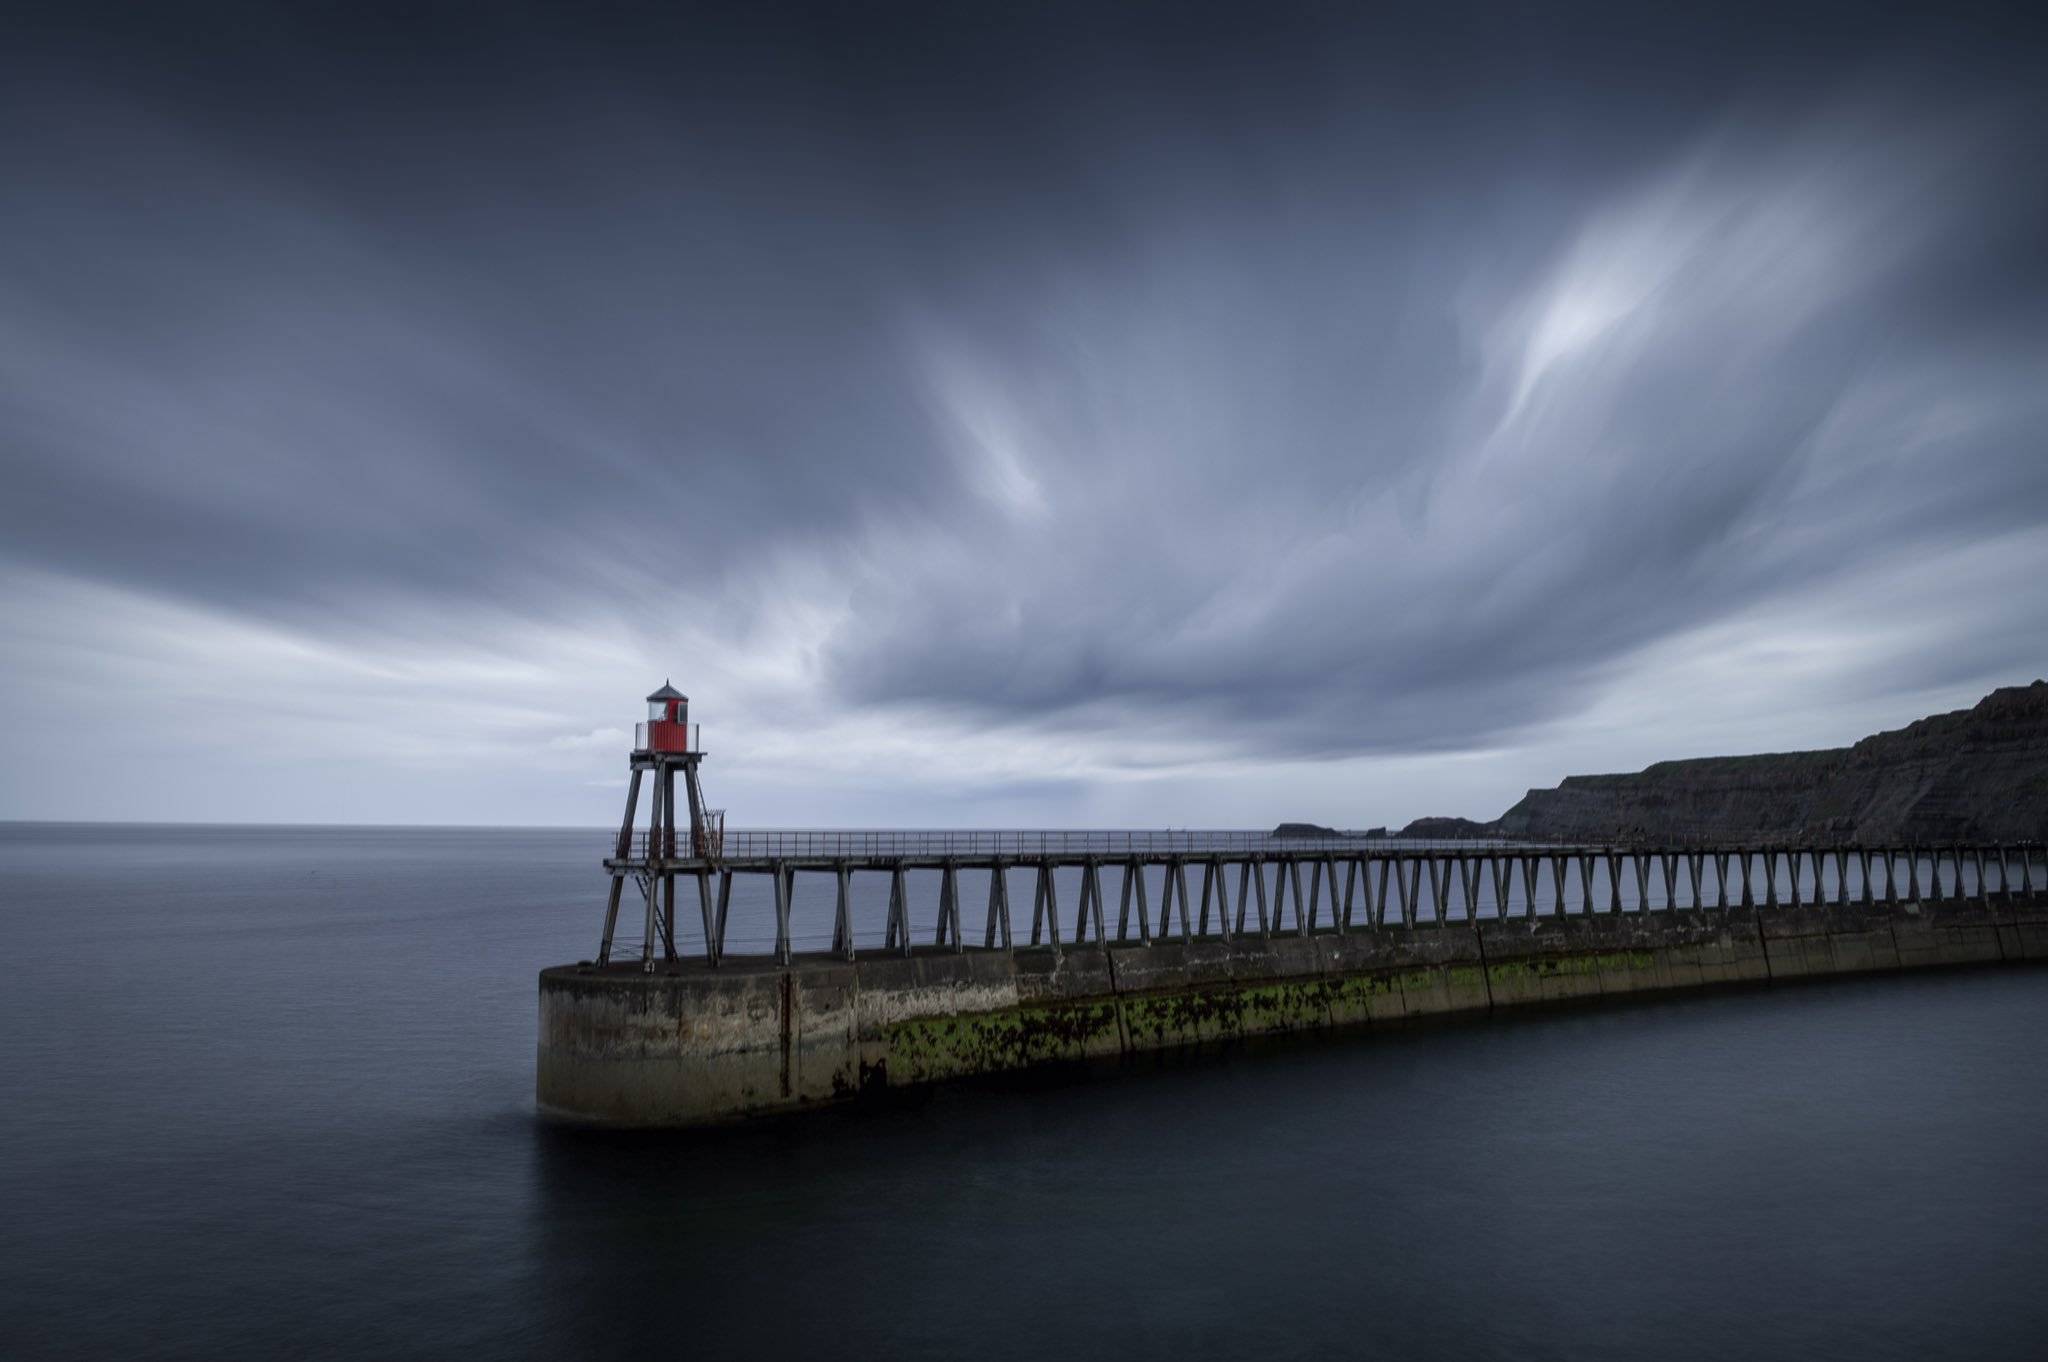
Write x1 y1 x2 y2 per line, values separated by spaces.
2 0 2045 829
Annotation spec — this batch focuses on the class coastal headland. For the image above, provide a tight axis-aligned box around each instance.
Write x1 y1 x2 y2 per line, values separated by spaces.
1375 682 2048 845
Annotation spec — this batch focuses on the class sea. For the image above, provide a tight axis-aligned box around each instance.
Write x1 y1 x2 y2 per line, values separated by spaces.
3 822 2045 1360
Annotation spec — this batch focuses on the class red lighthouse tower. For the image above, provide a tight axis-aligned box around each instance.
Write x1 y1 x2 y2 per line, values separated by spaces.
598 681 723 970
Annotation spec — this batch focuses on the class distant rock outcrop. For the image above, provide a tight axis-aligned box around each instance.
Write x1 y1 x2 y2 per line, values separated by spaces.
1392 815 1495 840
1491 681 2048 844
1271 821 1342 839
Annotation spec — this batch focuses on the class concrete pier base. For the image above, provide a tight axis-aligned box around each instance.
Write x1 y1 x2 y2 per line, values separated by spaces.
538 895 2048 1127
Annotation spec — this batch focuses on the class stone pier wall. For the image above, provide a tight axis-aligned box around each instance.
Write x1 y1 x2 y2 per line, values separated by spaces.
538 895 2048 1127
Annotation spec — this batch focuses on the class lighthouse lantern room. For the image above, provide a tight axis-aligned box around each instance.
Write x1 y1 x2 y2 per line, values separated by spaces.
640 681 693 753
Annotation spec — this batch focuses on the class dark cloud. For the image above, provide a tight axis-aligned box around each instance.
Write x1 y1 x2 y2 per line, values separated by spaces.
1 1 2046 822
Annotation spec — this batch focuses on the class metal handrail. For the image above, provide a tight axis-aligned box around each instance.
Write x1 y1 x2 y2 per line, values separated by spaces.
633 721 701 752
609 828 2047 861
614 828 1537 859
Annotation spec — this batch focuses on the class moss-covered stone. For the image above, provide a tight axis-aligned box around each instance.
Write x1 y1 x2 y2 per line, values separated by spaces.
881 998 1122 1084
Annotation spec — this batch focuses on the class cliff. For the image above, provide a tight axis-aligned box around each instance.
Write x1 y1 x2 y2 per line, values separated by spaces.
1491 681 2048 844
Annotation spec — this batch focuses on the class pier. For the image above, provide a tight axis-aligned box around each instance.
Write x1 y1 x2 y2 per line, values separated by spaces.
538 688 2048 1126
595 826 2046 967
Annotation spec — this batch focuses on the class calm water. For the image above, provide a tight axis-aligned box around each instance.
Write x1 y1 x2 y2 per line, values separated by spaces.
3 823 2046 1360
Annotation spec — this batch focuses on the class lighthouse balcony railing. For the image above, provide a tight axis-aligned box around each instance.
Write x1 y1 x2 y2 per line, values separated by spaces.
634 721 700 754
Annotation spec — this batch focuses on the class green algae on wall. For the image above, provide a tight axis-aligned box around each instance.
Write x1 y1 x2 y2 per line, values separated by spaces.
1485 950 1657 983
897 954 1680 1078
882 998 1123 1085
1119 979 1332 1052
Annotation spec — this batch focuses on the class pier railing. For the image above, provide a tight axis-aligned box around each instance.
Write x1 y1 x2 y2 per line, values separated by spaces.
620 828 1526 860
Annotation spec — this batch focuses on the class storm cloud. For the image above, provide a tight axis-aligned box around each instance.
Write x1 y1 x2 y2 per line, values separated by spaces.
2 1 2045 826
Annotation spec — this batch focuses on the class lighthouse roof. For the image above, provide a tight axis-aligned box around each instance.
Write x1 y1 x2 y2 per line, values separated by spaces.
646 681 687 702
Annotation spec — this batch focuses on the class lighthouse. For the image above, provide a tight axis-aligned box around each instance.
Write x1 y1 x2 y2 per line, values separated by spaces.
597 681 723 971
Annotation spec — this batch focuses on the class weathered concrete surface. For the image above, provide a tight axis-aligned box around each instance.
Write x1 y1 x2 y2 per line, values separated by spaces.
538 894 2048 1127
